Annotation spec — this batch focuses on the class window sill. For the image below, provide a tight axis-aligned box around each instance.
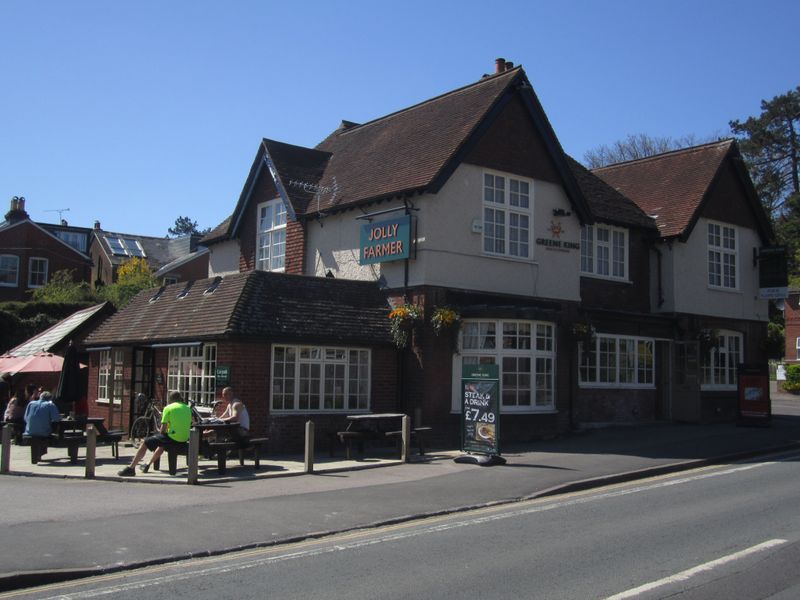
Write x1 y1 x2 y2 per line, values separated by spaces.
451 409 558 415
578 383 656 390
706 285 740 294
270 409 370 415
580 273 631 284
480 253 537 266
0 283 19 287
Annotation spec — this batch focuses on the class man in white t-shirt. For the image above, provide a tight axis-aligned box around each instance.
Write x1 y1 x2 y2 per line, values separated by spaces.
219 386 250 442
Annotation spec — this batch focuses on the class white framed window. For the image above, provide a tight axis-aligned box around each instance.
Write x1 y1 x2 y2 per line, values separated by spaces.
708 222 737 289
482 173 532 259
167 344 217 405
271 345 370 412
454 319 556 412
256 199 287 272
796 337 800 361
112 349 125 405
104 236 146 258
579 334 654 387
0 255 19 287
97 350 111 402
28 257 48 288
701 331 742 389
581 224 628 280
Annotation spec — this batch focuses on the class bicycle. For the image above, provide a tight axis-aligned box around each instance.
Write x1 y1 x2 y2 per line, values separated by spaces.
129 396 163 448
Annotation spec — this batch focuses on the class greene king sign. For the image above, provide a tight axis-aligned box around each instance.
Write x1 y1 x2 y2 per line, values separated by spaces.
359 215 411 265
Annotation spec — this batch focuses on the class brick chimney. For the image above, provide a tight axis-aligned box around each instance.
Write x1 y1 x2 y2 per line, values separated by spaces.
4 196 30 223
94 220 101 230
495 58 506 73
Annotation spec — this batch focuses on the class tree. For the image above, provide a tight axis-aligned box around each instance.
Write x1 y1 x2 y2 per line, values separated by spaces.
167 216 210 238
730 86 800 218
583 133 707 168
97 257 158 308
30 269 96 303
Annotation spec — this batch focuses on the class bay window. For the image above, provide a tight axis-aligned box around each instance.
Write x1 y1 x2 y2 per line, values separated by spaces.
456 319 555 412
581 224 628 280
580 334 654 387
483 173 532 259
167 344 217 405
272 345 371 412
256 199 287 272
700 330 742 389
707 222 737 289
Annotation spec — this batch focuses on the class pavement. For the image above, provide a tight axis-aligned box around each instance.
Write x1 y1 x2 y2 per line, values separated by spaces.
1 392 799 592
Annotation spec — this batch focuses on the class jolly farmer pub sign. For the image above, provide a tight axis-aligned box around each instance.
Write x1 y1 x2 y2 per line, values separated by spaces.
359 215 411 265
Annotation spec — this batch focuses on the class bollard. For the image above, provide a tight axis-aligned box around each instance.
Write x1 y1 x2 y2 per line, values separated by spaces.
85 425 97 479
401 415 410 463
305 420 315 473
1 424 11 474
187 429 200 485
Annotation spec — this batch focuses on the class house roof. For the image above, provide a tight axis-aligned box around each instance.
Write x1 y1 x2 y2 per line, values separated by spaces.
0 218 93 262
3 303 112 357
84 271 393 347
209 65 595 243
591 140 771 240
566 157 657 230
94 229 202 269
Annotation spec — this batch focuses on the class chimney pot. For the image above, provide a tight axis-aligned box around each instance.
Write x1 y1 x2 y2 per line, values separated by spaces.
94 220 101 230
495 58 506 73
505 61 513 70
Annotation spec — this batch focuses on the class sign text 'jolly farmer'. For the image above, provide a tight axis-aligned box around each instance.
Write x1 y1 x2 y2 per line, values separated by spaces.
359 215 412 265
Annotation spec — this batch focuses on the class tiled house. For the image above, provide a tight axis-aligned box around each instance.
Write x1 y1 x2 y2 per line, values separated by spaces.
0 198 93 302
84 60 776 448
90 224 209 288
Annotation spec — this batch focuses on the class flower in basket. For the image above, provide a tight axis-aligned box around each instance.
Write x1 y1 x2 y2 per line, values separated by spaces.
388 303 423 348
570 321 596 347
697 328 720 353
431 306 461 336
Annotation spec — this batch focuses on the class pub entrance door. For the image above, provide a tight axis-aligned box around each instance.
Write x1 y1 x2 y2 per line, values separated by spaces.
672 341 701 422
131 348 154 431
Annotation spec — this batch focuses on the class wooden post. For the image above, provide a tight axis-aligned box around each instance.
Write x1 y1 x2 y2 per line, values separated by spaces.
1 424 11 474
85 425 97 479
187 428 200 485
401 414 410 463
304 420 315 473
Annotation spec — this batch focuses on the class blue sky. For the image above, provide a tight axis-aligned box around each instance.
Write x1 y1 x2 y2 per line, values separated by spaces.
2 0 797 237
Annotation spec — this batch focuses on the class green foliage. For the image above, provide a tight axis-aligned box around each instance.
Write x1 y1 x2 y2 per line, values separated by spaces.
168 215 211 238
783 364 800 392
30 269 96 304
765 321 785 360
96 257 157 309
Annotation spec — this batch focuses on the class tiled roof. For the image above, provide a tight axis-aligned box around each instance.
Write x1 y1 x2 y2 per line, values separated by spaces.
591 140 734 238
201 215 232 245
310 68 523 214
566 157 656 230
95 230 201 268
5 303 112 357
84 271 393 347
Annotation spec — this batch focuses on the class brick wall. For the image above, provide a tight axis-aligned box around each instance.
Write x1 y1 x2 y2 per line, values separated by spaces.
284 219 305 275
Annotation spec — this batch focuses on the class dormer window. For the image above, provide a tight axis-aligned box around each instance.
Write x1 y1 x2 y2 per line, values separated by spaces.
256 199 286 272
204 276 222 295
581 224 628 281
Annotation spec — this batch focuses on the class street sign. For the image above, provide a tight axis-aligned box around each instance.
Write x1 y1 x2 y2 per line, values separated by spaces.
461 364 500 455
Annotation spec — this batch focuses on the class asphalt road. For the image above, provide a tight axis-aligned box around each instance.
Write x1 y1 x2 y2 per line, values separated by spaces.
10 450 800 600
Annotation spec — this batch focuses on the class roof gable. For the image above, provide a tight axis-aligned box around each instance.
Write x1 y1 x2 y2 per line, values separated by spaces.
0 218 92 262
592 140 772 241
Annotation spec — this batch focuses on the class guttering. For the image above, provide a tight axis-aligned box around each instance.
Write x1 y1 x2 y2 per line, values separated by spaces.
150 342 202 348
86 346 112 352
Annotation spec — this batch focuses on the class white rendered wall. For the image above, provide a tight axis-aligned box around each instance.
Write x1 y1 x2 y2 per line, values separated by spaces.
307 163 581 301
208 239 241 277
658 217 768 322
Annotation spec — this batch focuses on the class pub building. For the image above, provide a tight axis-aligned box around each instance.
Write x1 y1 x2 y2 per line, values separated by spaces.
84 59 776 451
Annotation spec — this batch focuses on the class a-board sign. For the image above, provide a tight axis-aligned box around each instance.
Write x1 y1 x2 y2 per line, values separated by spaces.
461 364 500 455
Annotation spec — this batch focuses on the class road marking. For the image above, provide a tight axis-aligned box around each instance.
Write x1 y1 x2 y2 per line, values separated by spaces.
3 461 779 599
605 539 788 599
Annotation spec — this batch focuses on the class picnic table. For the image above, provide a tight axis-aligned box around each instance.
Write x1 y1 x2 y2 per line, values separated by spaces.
25 417 123 464
336 413 431 459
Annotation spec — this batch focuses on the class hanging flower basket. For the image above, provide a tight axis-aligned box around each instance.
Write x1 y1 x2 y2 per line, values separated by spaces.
431 306 461 337
570 321 596 349
697 328 720 355
388 304 423 348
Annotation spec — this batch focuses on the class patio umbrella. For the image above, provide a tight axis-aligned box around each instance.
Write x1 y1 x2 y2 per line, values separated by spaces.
56 342 86 408
0 353 65 375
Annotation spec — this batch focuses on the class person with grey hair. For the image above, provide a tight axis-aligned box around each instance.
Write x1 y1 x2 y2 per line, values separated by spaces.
23 390 61 439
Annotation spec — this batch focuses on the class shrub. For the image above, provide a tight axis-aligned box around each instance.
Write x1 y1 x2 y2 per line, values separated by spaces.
784 364 800 393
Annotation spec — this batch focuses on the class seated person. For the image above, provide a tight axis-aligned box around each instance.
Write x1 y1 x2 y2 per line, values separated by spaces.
217 386 250 443
119 391 192 477
23 391 62 454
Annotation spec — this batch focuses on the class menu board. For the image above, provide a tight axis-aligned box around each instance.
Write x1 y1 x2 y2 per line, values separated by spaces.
462 364 500 455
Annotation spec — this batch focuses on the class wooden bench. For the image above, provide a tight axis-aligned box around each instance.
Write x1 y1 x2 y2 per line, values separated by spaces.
152 443 189 475
22 433 84 464
207 437 268 475
385 426 433 458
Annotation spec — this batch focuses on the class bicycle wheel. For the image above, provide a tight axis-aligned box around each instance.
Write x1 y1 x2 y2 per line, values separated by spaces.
129 416 151 448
